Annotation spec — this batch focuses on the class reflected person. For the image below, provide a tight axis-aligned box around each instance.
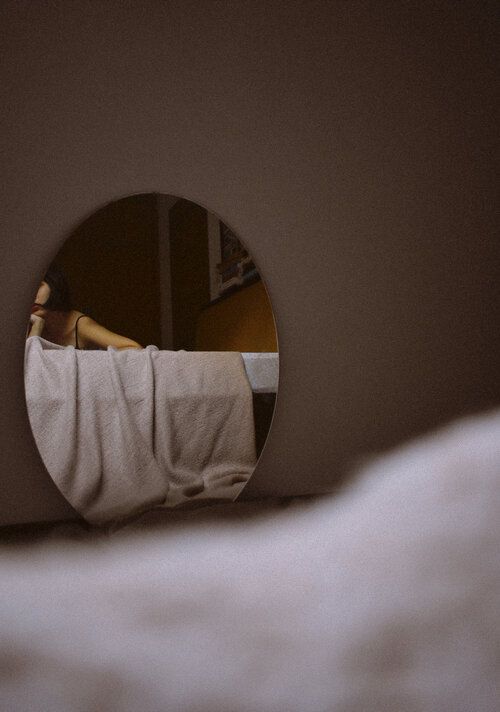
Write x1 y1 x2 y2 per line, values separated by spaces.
27 266 142 350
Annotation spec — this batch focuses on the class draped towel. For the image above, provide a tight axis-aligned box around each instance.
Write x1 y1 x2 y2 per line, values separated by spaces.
24 337 256 524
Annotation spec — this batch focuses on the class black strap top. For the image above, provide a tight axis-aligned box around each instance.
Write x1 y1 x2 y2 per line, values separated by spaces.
74 314 87 350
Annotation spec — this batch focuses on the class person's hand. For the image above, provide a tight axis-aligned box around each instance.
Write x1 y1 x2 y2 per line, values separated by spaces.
28 313 45 337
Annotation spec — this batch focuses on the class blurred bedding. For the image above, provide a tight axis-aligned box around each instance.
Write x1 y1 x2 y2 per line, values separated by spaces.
1 409 499 711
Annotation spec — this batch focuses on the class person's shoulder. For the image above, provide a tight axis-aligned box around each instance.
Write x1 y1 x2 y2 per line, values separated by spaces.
70 310 93 325
69 312 96 336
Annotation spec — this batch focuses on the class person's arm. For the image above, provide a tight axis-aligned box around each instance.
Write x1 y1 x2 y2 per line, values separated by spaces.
76 316 142 350
27 314 45 338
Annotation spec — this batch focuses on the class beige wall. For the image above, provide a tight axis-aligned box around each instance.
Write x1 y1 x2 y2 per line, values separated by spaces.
1 1 498 524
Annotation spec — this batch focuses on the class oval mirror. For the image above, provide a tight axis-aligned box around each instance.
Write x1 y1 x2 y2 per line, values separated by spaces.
24 194 279 524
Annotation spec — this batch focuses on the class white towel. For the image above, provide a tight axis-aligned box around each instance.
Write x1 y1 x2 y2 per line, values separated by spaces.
24 337 256 523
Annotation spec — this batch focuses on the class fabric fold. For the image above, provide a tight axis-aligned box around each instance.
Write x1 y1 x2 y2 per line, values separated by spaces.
25 337 256 523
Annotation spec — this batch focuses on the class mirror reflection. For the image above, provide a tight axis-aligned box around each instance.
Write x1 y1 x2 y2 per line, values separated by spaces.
24 194 278 524
28 266 142 350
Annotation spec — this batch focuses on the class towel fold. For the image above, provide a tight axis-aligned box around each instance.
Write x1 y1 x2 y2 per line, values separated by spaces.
24 337 256 524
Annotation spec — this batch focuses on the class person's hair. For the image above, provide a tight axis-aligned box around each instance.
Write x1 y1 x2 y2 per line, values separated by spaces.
42 265 72 311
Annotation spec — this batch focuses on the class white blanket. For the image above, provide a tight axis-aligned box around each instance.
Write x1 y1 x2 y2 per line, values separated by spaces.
24 337 256 524
1 409 499 711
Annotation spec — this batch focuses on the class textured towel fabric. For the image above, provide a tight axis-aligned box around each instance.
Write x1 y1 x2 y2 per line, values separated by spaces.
24 337 256 523
0 409 499 711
